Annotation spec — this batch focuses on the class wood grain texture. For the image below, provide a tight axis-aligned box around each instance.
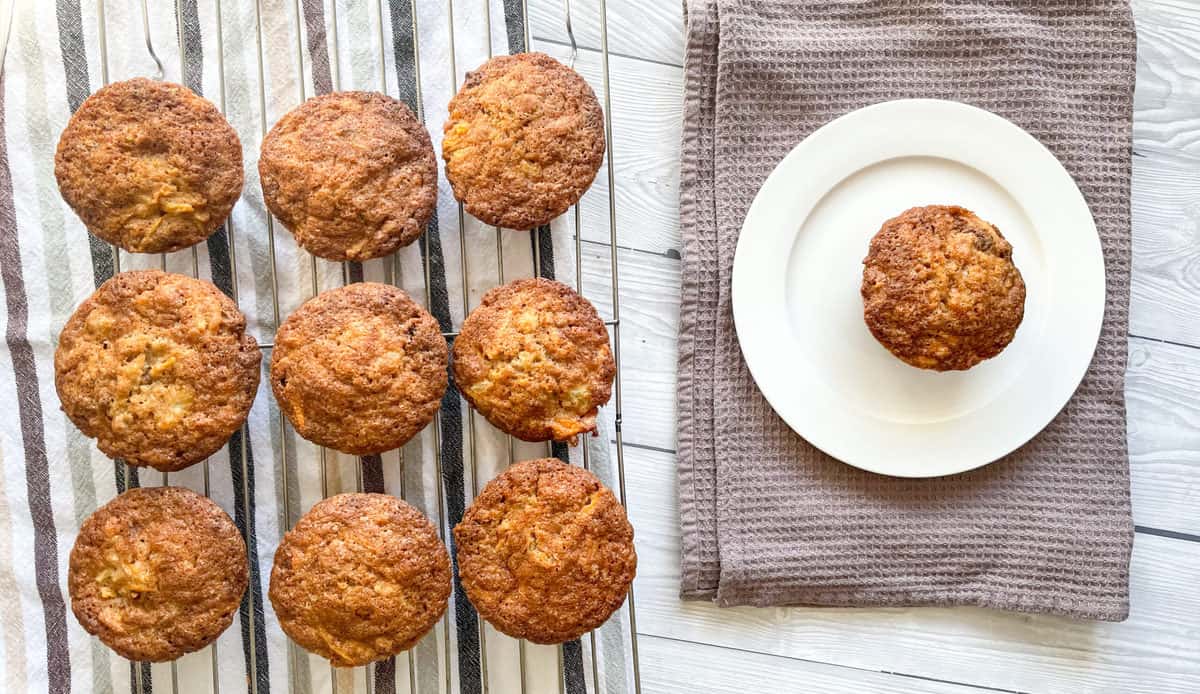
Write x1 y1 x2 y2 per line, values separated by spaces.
1129 151 1200 346
1126 0 1200 349
639 635 979 693
579 243 680 450
1126 337 1200 536
1133 0 1200 158
622 445 1200 693
529 0 684 68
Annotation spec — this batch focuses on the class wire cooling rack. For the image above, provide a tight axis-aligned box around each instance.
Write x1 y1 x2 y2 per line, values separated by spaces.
94 0 641 692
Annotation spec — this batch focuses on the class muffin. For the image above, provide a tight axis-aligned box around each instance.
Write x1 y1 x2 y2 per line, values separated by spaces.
259 91 438 261
442 52 605 229
269 493 452 666
271 282 447 455
55 78 243 254
861 205 1026 371
69 486 248 662
453 278 614 442
454 458 636 644
55 270 261 471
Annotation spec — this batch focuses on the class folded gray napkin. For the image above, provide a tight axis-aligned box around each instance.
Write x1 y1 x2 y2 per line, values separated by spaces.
677 0 1136 620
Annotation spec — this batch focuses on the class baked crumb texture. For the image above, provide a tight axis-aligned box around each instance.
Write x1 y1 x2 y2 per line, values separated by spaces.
454 458 636 644
453 278 614 442
55 78 243 254
54 270 261 471
68 487 248 662
259 91 438 261
269 493 452 666
442 52 605 230
270 282 448 455
861 205 1026 371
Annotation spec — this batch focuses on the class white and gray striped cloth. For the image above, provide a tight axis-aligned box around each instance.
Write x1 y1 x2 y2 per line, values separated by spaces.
0 1 636 692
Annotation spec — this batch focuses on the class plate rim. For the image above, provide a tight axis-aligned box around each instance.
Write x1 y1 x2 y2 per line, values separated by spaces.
730 98 1106 478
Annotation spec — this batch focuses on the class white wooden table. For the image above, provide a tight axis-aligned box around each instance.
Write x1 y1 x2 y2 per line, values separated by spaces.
528 1 1200 691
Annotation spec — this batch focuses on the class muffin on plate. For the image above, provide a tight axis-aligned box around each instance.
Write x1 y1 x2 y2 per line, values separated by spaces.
454 459 636 644
442 52 605 229
259 91 437 261
861 205 1026 371
69 487 248 662
269 493 452 666
452 278 614 442
54 270 261 471
270 282 447 455
55 78 243 254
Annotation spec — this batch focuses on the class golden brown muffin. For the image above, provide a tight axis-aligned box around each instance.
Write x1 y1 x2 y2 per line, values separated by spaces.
54 78 243 254
454 459 636 644
269 493 451 666
69 486 248 662
55 270 261 471
453 278 613 442
271 282 447 455
861 205 1026 371
442 52 605 230
259 91 437 261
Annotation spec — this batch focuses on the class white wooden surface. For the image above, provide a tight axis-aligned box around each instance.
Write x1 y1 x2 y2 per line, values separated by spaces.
529 0 1200 691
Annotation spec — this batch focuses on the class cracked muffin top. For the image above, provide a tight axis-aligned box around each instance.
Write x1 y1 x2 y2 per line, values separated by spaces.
270 282 448 455
259 91 437 261
861 205 1026 371
55 78 243 254
54 270 261 471
69 486 248 662
454 458 636 644
452 278 614 442
442 52 605 229
269 493 452 666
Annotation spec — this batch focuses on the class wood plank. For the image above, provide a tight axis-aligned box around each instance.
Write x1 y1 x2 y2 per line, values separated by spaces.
623 445 1200 694
529 0 684 68
1127 0 1200 347
1129 150 1200 346
1127 338 1200 536
580 243 680 451
638 635 978 694
1133 0 1200 158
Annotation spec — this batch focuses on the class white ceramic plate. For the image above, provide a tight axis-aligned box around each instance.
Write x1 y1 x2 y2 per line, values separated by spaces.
731 99 1105 478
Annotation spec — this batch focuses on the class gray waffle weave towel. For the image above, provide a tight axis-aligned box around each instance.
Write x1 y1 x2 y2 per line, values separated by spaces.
676 0 1136 620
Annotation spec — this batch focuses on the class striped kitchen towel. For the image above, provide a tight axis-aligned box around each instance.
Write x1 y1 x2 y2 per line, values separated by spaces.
0 1 634 692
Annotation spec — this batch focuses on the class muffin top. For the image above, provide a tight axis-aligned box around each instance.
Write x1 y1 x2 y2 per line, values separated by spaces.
442 52 605 230
55 78 243 254
452 278 614 442
861 205 1026 371
454 458 636 644
270 282 448 455
55 270 261 471
259 91 438 261
69 487 248 662
269 493 452 666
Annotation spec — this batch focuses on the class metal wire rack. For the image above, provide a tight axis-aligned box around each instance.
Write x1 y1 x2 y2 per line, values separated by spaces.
95 0 641 692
